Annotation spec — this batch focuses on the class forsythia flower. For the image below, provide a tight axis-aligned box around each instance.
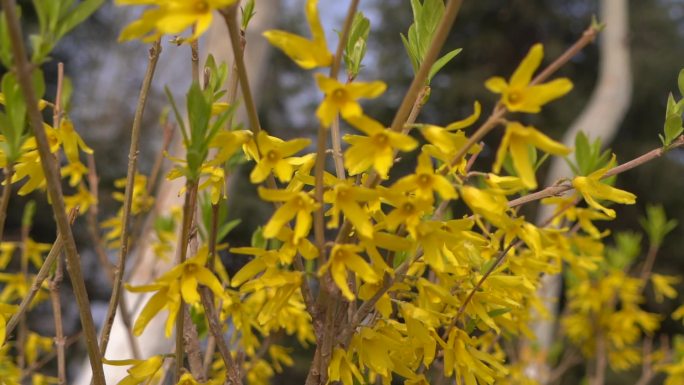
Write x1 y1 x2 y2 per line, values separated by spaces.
651 274 680 303
315 74 386 127
485 43 573 113
392 151 457 202
64 184 97 214
0 303 18 346
344 115 418 178
320 244 380 300
127 246 225 337
117 0 237 42
493 122 570 189
58 118 93 164
572 157 636 218
328 347 364 385
263 0 333 69
258 187 319 245
324 181 377 239
247 131 311 183
104 355 164 385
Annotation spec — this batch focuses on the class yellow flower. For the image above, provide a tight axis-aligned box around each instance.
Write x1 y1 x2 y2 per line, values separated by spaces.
263 0 333 69
651 274 680 303
343 115 417 179
64 184 97 215
493 122 570 189
58 118 93 164
229 247 286 287
328 347 364 385
117 0 237 42
382 192 433 239
208 129 251 166
12 150 46 195
104 355 164 385
0 303 18 347
460 186 510 228
320 244 380 300
420 125 480 174
485 43 573 113
258 187 319 245
23 238 52 269
324 180 377 239
127 246 225 337
315 74 386 127
176 373 200 385
248 131 311 183
112 174 154 215
25 333 53 366
572 158 636 218
392 151 456 202
60 160 89 187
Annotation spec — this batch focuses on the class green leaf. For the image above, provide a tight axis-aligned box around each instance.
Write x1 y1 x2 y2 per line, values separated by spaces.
400 33 419 73
0 10 14 68
218 219 241 242
241 0 256 30
663 114 683 147
56 0 104 40
21 200 36 229
164 86 189 145
678 68 684 97
428 48 461 83
251 227 267 249
343 12 370 78
605 231 641 269
639 204 677 248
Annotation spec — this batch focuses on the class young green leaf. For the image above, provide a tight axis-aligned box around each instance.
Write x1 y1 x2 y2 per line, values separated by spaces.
343 12 370 79
428 48 461 83
639 204 677 248
678 68 684 98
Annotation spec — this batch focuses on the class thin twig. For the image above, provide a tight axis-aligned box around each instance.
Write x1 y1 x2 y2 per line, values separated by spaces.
508 135 684 209
175 182 199 381
49 250 67 385
200 287 241 384
0 164 14 246
99 38 162 357
388 0 464 133
5 208 77 338
1 4 105 380
49 61 67 385
182 308 206 381
311 2 361 384
221 6 261 135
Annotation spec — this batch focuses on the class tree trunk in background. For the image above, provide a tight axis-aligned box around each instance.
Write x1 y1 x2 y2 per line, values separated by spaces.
74 3 279 383
525 0 632 383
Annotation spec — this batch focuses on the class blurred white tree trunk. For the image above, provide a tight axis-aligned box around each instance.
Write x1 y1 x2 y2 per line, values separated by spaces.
74 3 279 383
525 0 632 383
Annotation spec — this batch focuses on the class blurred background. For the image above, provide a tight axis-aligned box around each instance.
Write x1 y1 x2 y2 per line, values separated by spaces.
4 0 684 383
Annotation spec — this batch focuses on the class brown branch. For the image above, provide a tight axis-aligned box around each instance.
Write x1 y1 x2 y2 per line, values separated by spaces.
175 181 199 381
200 287 241 384
99 39 162 356
221 6 262 135
508 135 684 209
49 251 67 385
388 0 464 133
5 208 77 339
0 164 14 246
0 4 105 380
182 308 206 381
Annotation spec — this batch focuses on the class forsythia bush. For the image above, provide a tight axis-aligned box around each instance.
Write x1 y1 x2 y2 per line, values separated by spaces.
0 1 683 385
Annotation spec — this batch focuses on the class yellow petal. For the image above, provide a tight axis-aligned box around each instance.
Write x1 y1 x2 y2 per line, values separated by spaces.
445 101 481 131
510 43 543 88
484 77 508 94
